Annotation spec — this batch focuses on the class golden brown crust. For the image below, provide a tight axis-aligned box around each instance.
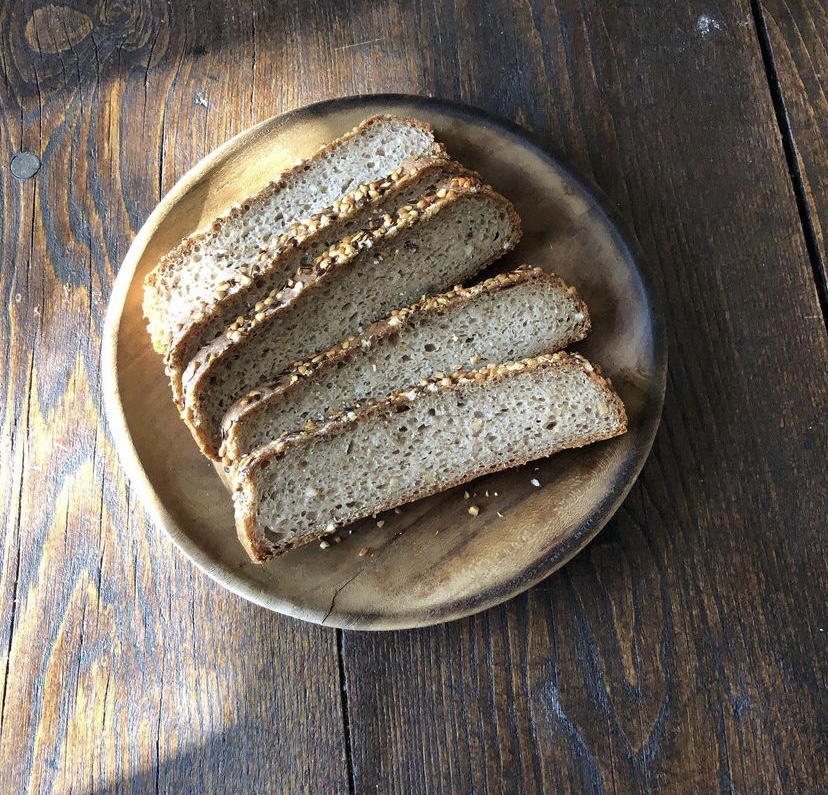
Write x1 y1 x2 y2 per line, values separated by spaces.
179 178 522 459
231 351 627 562
219 267 591 462
143 114 445 354
164 156 475 399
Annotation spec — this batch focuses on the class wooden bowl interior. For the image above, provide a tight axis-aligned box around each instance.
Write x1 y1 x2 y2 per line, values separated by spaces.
105 97 664 629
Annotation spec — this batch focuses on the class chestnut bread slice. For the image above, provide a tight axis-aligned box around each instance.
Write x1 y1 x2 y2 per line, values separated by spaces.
220 267 591 463
181 177 521 458
164 156 470 400
231 352 627 562
144 115 445 357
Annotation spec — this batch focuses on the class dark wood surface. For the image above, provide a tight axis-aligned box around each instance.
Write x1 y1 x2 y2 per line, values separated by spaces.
1 1 825 793
758 0 827 301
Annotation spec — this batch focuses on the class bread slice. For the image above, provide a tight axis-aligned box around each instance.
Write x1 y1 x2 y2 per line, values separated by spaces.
144 115 445 357
165 156 472 400
231 352 627 562
220 267 590 463
181 177 521 458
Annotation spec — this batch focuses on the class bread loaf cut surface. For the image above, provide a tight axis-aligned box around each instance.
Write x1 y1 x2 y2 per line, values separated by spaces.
232 352 627 562
144 115 444 356
165 156 470 400
182 177 521 458
220 267 590 462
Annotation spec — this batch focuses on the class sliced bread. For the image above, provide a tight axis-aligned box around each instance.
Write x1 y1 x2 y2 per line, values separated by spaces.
165 156 473 400
181 177 521 458
144 115 445 356
231 352 627 562
220 267 591 463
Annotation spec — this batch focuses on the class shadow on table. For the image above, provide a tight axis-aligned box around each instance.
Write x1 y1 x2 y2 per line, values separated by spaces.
88 730 301 795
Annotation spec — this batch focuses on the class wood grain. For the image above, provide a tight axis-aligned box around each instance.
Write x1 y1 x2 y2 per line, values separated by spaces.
1 0 826 793
1 2 349 793
332 0 828 792
759 0 828 297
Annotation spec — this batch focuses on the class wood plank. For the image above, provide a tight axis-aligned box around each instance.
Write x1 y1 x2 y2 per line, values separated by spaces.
0 2 349 793
759 0 828 298
334 0 828 792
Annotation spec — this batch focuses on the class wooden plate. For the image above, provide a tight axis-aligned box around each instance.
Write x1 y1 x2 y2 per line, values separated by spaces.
102 95 666 630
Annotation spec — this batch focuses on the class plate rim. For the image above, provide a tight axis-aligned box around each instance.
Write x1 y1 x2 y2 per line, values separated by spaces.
102 93 667 630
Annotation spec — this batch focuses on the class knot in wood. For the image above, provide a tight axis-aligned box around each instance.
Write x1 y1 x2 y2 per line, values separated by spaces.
10 152 41 180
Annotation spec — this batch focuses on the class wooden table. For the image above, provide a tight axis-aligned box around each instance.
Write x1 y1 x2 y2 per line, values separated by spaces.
1 1 825 792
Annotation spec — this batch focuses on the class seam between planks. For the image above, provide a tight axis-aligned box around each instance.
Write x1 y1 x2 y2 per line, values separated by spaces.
336 630 356 795
749 0 828 327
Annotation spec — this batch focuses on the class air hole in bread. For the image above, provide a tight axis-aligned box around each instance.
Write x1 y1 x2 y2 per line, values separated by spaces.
263 528 284 543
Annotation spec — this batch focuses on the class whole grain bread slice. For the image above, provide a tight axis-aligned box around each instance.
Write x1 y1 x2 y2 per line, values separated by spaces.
144 115 445 356
220 267 590 463
181 176 521 459
165 156 472 400
231 351 627 562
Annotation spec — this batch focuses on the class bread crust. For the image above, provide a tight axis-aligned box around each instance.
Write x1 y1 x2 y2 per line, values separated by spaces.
231 351 627 562
180 178 522 458
144 114 445 355
219 266 591 462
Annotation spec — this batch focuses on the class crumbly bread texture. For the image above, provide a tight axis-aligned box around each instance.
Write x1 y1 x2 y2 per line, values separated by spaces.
165 157 472 400
144 115 444 356
220 267 591 463
181 177 521 458
231 351 627 562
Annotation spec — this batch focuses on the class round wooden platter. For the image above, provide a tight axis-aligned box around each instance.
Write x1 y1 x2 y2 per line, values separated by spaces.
102 95 666 630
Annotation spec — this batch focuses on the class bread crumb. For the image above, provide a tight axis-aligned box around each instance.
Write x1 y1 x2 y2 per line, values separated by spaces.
530 478 541 488
376 520 385 528
319 540 330 549
468 505 480 516
496 511 504 518
358 547 370 557
394 507 401 514
463 490 470 500
485 490 490 497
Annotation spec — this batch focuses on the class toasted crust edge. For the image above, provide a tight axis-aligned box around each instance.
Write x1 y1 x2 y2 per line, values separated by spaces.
233 351 626 562
180 179 522 459
219 266 591 462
